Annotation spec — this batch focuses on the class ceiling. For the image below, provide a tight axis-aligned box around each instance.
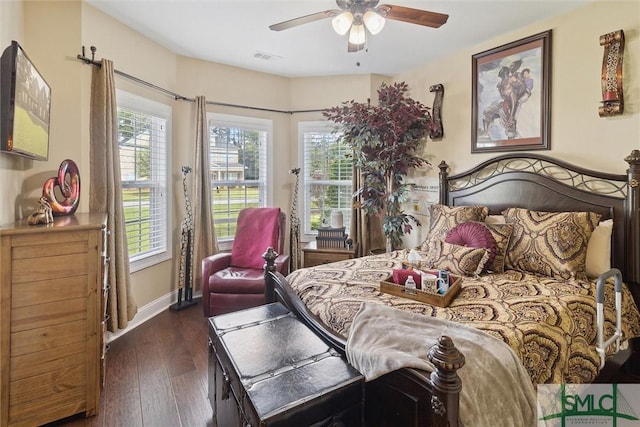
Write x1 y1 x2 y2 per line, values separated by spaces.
86 0 592 78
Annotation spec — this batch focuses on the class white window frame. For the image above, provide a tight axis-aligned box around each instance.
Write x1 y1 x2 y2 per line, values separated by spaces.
117 90 172 272
298 120 353 241
207 113 272 246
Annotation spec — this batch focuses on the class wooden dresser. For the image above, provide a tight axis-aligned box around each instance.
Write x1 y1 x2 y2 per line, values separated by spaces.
0 213 107 426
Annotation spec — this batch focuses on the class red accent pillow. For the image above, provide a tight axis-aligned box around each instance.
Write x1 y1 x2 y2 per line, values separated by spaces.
445 222 497 271
230 207 281 269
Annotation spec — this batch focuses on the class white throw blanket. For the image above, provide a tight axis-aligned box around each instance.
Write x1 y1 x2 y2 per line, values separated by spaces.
346 303 537 427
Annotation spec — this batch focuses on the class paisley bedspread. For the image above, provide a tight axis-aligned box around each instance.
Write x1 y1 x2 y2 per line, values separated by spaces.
287 250 640 385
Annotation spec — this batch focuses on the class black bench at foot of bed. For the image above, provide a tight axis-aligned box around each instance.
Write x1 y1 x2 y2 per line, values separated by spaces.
208 302 364 426
209 295 466 427
262 249 466 427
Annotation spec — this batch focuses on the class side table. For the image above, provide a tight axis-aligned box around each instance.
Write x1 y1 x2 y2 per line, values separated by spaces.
302 240 357 268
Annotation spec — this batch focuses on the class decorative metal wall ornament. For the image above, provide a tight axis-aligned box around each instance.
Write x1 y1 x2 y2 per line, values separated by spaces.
170 166 197 311
599 29 625 117
428 84 444 140
42 159 80 216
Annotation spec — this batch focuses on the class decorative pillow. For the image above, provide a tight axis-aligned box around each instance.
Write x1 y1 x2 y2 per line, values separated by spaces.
480 222 513 273
445 222 497 270
421 204 489 250
585 219 613 278
502 208 601 280
424 240 489 276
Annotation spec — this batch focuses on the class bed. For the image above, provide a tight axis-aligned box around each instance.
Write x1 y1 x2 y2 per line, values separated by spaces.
263 150 640 427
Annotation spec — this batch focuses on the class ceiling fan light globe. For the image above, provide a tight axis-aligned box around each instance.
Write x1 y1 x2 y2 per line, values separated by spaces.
348 24 366 45
332 11 354 35
363 10 385 35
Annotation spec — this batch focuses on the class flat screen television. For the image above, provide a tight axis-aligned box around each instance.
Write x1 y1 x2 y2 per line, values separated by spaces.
0 40 51 161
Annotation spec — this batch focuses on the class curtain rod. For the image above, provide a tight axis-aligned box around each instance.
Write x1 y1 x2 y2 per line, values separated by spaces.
76 46 325 115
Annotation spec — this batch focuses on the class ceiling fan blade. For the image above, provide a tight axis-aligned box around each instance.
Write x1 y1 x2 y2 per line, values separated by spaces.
380 4 448 28
269 9 340 31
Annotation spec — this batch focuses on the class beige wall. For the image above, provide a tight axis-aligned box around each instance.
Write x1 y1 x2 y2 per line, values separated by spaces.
38 2 377 308
395 0 639 248
175 55 293 216
397 1 639 174
1 0 637 310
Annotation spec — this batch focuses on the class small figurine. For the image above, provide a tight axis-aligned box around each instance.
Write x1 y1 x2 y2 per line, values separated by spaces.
28 196 54 225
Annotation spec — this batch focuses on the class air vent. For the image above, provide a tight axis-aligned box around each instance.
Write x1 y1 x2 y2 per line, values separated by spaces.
254 51 283 61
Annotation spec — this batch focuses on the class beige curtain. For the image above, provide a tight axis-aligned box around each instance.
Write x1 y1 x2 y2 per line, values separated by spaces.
89 59 137 331
192 96 217 291
350 167 385 257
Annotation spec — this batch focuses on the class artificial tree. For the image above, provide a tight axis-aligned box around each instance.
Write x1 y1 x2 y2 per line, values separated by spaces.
323 82 434 250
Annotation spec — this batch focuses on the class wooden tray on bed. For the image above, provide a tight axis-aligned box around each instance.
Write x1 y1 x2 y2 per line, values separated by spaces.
380 272 463 307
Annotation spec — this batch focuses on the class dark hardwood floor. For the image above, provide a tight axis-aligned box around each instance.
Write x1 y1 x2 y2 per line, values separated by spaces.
46 297 640 427
50 299 214 427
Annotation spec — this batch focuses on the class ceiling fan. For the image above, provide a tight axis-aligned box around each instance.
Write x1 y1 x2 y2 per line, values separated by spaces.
269 0 449 53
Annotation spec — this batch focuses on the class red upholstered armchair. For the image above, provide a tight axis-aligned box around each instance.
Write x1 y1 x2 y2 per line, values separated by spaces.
202 207 289 317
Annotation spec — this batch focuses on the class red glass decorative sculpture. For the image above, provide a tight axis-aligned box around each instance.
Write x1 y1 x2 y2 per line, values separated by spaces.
42 159 81 216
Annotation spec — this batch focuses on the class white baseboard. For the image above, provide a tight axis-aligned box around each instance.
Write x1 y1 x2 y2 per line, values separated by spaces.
106 289 202 344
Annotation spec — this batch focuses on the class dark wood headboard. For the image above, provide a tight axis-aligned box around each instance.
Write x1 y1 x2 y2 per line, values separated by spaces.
438 151 640 289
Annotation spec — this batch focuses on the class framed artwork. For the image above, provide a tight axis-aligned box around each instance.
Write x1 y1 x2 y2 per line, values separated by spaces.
472 30 552 153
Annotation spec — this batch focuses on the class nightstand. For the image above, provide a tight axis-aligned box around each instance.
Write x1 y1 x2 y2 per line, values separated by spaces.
302 240 357 268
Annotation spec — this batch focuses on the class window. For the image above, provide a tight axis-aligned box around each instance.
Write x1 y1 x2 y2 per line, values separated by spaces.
117 90 171 272
207 113 270 241
299 121 353 238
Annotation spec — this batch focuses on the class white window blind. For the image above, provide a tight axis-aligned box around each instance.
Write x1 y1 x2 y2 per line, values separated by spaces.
299 121 353 237
207 113 270 241
117 90 171 271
